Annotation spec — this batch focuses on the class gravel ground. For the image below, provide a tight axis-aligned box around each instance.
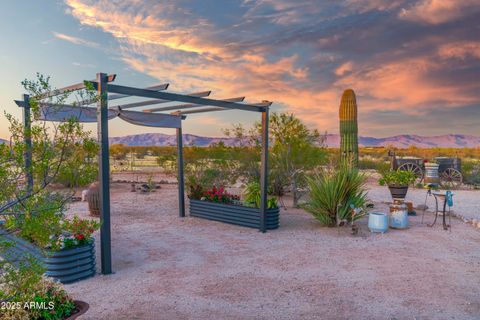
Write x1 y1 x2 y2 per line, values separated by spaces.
65 182 480 320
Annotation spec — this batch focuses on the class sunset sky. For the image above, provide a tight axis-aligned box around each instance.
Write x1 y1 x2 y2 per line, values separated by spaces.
0 0 479 139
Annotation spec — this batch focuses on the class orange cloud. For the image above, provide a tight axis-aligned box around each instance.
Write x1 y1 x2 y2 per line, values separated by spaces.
438 42 480 60
62 0 480 136
399 0 480 25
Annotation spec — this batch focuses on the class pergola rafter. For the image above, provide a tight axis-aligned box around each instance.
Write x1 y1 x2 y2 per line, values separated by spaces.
118 90 212 110
146 96 246 113
17 72 272 276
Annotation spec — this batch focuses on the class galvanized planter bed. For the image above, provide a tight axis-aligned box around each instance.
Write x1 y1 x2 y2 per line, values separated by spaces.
189 199 280 230
0 228 96 284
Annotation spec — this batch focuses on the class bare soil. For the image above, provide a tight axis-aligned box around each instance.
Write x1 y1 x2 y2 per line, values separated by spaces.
65 182 480 320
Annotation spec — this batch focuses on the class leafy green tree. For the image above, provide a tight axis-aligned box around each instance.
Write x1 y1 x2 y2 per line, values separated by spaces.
267 112 327 207
224 112 327 207
0 74 99 310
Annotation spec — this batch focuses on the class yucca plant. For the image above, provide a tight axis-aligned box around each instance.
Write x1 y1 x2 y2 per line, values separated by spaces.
303 165 367 227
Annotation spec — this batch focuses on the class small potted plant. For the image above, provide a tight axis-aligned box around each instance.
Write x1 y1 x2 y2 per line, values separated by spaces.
379 170 417 201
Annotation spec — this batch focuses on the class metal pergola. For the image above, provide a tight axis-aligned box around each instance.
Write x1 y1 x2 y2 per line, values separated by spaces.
16 72 271 275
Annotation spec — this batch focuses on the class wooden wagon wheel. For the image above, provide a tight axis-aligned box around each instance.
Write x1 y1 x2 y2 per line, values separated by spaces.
397 162 423 183
440 168 463 188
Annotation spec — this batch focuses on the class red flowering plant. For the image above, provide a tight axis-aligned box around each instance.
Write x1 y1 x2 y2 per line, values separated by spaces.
60 215 100 249
202 185 240 204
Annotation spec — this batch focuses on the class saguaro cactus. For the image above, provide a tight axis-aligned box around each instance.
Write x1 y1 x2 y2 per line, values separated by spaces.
339 89 359 167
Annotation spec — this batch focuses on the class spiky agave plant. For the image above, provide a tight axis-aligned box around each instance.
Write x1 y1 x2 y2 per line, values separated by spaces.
339 89 359 168
303 165 367 227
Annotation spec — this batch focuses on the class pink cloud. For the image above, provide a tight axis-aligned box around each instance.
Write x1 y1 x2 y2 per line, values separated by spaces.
62 0 480 136
399 0 480 25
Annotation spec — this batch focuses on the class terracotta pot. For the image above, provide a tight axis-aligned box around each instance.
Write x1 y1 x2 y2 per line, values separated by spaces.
65 300 89 320
86 182 100 217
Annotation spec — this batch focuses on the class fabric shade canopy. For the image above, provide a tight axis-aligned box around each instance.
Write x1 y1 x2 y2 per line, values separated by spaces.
37 104 182 128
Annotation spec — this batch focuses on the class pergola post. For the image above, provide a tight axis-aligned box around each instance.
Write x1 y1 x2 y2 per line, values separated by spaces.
259 109 269 233
176 125 185 217
97 73 112 274
22 94 33 194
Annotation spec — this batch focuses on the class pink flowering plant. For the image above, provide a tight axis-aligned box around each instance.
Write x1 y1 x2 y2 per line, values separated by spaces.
202 185 240 204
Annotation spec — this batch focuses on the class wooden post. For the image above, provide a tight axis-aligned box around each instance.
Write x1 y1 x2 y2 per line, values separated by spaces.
177 126 185 217
259 109 269 233
97 73 112 274
22 94 33 194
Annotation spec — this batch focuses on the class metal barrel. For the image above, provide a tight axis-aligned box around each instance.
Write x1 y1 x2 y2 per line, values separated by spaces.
424 162 440 185
434 157 461 172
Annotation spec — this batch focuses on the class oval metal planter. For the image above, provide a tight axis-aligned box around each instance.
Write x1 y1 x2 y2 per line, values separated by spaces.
189 199 280 230
43 240 96 284
0 228 96 284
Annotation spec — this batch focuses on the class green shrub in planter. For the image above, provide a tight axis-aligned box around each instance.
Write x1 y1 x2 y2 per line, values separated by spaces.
379 170 416 200
379 170 416 187
243 181 278 209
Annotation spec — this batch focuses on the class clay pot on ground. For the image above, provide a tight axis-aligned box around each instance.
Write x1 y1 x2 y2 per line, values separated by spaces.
65 301 89 320
86 182 100 217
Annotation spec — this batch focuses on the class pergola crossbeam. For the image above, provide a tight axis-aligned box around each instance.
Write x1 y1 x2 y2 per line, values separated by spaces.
174 107 227 115
103 83 268 113
119 91 211 110
173 100 271 115
107 83 170 102
36 74 116 100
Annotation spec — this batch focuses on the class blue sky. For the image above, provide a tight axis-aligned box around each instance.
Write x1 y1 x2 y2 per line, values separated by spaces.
0 0 479 140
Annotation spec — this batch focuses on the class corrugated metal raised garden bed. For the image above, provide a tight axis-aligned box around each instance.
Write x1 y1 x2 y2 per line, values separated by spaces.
0 228 96 284
189 199 280 230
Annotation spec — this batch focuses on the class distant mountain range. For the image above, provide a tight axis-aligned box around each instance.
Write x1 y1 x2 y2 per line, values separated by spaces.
1 134 478 148
108 133 480 148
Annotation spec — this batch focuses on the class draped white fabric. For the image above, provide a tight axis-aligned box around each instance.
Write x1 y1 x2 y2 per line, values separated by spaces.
37 104 182 128
38 104 116 123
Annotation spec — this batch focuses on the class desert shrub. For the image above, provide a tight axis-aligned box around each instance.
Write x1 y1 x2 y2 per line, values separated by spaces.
224 113 328 208
0 73 97 319
54 132 98 188
462 160 480 186
243 181 278 209
0 262 75 320
358 158 390 172
303 166 367 227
